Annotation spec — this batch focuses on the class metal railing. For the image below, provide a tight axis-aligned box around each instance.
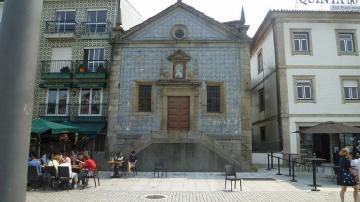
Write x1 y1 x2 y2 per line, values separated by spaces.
45 21 77 33
39 104 107 118
41 60 74 73
266 152 331 191
39 104 70 117
75 60 110 73
79 21 111 34
40 60 109 74
73 104 107 117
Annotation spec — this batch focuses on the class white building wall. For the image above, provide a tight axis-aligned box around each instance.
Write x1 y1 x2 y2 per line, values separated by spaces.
282 21 360 153
250 27 276 87
121 0 143 30
287 69 360 115
250 27 281 152
284 22 360 66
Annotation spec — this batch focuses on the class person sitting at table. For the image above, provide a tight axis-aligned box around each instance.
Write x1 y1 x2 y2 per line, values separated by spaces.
47 153 60 174
113 152 124 177
59 158 78 189
127 151 137 175
28 152 42 176
62 152 71 164
78 154 97 186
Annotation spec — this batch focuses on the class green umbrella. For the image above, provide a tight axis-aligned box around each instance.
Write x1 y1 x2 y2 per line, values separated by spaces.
31 118 79 135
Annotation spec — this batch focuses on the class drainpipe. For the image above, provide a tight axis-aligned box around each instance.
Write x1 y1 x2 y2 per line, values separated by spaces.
271 18 284 152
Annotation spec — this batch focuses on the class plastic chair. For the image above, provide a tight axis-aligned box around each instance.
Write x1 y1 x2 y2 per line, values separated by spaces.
154 160 167 178
224 165 242 191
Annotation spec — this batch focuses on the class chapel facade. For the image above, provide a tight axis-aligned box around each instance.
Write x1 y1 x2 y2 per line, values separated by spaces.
107 1 252 171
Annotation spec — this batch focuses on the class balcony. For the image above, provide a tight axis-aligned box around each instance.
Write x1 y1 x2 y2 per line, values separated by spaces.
79 22 111 39
40 60 73 80
74 60 109 80
73 104 107 122
38 104 107 122
44 21 77 39
38 104 70 122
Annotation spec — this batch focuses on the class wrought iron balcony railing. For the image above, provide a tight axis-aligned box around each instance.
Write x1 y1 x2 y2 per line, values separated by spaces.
75 60 109 73
39 104 107 118
39 104 70 117
79 21 111 35
41 60 74 73
45 21 77 33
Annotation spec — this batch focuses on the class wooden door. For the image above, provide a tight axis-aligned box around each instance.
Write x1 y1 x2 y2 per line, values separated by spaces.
167 96 190 131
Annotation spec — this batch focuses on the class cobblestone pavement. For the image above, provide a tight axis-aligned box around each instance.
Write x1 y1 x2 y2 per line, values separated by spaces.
26 190 351 202
26 170 353 202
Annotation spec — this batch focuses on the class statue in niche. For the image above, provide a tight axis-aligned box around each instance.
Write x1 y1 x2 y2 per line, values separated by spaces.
174 63 184 79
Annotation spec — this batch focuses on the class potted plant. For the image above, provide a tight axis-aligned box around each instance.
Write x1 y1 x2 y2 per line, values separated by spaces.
79 64 87 73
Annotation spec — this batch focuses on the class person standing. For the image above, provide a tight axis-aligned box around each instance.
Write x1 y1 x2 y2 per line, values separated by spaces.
338 148 358 202
127 151 137 175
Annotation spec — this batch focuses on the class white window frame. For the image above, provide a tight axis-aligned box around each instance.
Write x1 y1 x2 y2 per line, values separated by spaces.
293 33 309 52
296 80 313 100
55 10 76 33
290 29 313 56
78 88 103 116
86 10 107 33
339 33 355 53
84 48 105 72
343 80 359 100
46 89 69 116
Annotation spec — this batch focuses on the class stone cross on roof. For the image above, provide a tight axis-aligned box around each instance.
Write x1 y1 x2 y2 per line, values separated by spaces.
177 0 182 2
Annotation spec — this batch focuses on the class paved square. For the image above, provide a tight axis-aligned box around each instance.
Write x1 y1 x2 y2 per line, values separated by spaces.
26 168 356 201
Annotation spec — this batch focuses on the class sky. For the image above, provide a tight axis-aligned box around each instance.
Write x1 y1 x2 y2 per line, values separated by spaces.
127 0 336 36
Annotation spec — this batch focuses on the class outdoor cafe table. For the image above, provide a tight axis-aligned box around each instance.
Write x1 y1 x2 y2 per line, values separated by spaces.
304 157 326 191
107 160 124 178
72 165 82 173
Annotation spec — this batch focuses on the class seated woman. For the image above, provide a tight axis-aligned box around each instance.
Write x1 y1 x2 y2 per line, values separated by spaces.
127 151 137 176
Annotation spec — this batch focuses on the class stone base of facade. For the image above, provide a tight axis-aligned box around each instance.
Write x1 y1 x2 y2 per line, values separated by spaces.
107 132 253 172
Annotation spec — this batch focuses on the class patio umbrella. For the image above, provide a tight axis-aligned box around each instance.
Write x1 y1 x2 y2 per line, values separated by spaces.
294 122 360 163
31 118 79 135
297 121 360 134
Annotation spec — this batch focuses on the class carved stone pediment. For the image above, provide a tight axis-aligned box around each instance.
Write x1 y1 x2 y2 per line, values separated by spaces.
167 49 191 61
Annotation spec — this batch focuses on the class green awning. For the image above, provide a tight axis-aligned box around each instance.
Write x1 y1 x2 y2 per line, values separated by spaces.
32 118 79 135
39 83 72 88
63 122 106 136
73 83 106 88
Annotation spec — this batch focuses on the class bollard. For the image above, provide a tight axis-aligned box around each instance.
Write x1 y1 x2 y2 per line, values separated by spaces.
266 154 271 170
276 157 282 175
271 152 274 169
287 154 292 176
290 160 297 182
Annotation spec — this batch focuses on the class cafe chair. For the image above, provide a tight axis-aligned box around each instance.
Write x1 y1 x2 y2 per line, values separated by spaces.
27 166 41 188
41 166 57 190
154 160 167 178
224 165 242 191
85 167 100 188
56 167 72 190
